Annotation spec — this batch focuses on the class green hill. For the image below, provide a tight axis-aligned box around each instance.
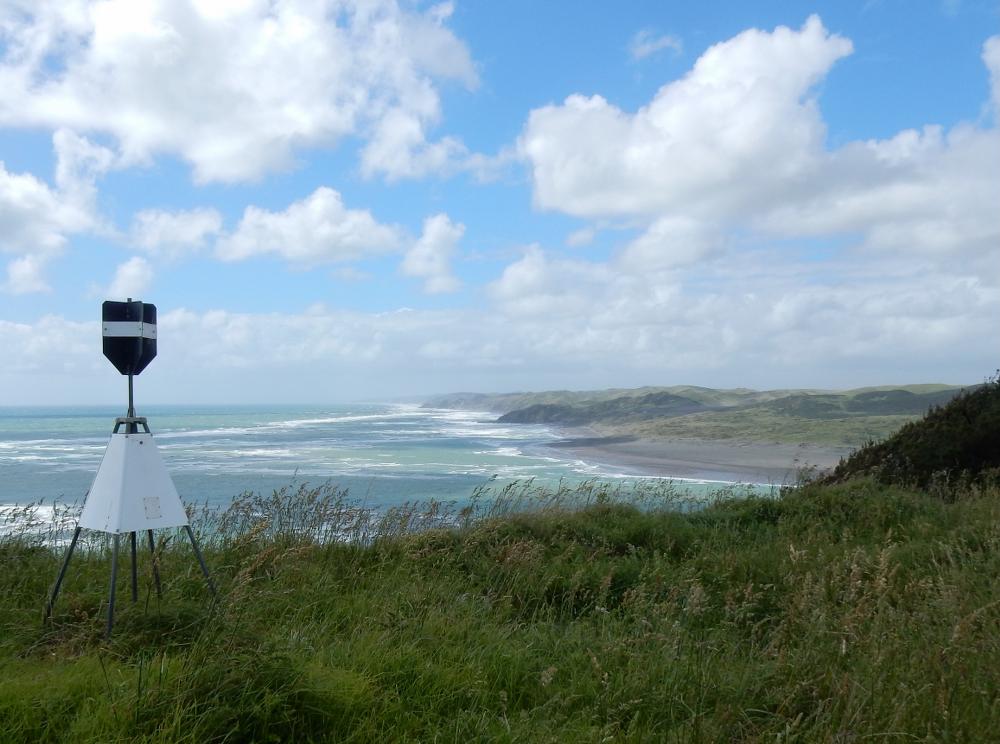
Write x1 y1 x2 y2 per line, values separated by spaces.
497 391 708 426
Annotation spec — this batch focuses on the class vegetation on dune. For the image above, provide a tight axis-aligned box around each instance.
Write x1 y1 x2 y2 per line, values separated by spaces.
4 471 1000 742
621 409 916 446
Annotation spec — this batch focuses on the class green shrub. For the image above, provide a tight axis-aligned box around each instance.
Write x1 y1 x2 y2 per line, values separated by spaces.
826 373 1000 490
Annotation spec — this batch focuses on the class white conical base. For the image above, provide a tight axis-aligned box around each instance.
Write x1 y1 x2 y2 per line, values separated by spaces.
79 432 189 534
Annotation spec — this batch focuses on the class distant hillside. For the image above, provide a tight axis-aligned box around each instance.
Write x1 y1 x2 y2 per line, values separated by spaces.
424 383 970 447
497 392 708 426
423 385 831 414
824 377 1000 488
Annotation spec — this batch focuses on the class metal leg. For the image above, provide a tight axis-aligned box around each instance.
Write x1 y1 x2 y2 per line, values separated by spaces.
130 531 138 602
45 525 82 622
107 534 120 638
184 525 217 598
147 530 162 598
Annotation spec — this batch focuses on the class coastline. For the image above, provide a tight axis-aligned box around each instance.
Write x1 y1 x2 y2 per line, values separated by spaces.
540 428 852 485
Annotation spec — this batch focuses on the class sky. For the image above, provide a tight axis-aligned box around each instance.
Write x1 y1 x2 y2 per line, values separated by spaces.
0 0 998 405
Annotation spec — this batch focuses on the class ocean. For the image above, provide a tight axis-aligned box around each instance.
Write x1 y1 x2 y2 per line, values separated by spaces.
0 403 746 516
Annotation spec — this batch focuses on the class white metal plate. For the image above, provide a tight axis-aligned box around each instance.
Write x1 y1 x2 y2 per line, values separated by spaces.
79 433 189 534
102 321 157 338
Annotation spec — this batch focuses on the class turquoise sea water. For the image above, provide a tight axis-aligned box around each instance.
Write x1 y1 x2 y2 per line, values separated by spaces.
0 403 752 515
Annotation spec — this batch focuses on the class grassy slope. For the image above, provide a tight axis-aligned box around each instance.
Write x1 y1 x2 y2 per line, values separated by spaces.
4 480 1000 742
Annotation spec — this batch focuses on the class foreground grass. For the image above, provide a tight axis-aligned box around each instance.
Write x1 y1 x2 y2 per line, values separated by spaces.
2 479 1000 742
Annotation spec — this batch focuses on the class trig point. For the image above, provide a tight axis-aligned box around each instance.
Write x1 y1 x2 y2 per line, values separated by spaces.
46 299 216 637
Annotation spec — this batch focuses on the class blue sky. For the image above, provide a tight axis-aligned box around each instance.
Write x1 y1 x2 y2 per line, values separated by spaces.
0 0 998 404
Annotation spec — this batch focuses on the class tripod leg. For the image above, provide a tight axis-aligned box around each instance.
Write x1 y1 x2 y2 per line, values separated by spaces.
107 533 120 638
183 525 217 598
45 525 82 623
130 531 138 602
147 530 162 598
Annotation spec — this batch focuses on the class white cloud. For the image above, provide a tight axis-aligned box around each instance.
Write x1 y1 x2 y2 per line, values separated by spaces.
490 245 610 318
107 256 154 299
565 227 596 247
401 213 463 293
216 187 402 264
0 0 478 183
53 128 116 201
0 315 96 377
0 133 107 257
518 17 1000 270
479 239 1000 385
360 109 469 181
0 164 72 257
131 207 223 258
159 306 397 369
0 130 110 293
620 217 721 271
755 124 1000 256
3 254 52 295
629 29 682 60
520 16 852 218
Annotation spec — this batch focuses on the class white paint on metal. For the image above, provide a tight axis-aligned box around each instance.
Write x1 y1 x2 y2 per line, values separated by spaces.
102 321 157 339
79 433 189 534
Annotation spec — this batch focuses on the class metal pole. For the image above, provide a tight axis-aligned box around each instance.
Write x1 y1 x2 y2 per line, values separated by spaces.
184 525 217 598
130 531 138 602
127 374 135 425
147 530 162 598
126 298 136 430
107 533 120 638
45 526 82 622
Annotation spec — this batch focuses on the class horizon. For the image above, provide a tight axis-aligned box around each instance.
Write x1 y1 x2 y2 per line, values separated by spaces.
2 1 998 405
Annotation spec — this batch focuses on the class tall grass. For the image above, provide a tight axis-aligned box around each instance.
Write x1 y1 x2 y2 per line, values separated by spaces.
2 478 1000 741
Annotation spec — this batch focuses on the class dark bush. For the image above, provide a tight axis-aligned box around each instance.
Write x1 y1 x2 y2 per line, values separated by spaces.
824 373 1000 491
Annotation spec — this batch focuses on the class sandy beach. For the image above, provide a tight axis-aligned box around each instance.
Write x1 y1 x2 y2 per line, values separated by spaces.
544 433 853 485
